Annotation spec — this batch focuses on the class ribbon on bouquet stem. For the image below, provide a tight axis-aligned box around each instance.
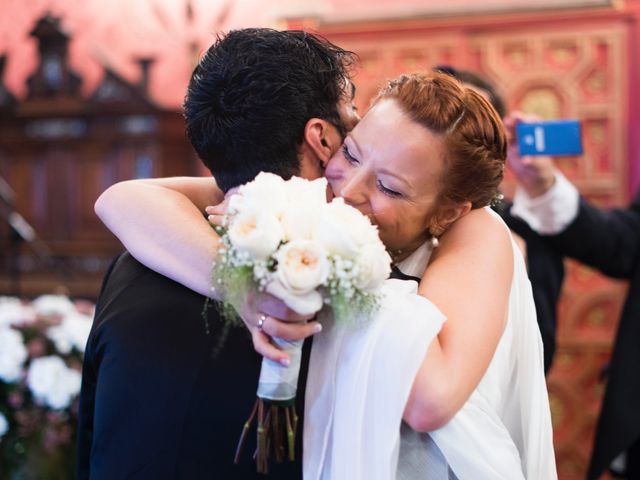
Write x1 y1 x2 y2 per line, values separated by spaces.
234 337 303 473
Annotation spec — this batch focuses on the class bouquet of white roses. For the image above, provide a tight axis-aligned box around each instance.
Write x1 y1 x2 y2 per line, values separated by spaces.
210 172 391 473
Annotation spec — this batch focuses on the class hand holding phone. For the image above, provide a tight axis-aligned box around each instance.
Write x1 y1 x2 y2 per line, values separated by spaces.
516 119 583 156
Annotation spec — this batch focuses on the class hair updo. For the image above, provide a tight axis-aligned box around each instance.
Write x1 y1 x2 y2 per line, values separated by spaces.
373 71 506 210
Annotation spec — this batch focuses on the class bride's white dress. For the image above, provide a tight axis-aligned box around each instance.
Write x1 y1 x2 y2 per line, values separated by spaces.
304 209 557 479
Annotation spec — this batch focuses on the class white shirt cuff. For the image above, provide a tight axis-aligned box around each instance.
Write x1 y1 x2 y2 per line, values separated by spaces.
511 172 580 235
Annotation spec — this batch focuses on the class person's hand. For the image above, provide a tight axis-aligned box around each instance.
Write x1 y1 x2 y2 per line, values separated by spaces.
205 188 237 227
504 111 557 198
236 290 322 365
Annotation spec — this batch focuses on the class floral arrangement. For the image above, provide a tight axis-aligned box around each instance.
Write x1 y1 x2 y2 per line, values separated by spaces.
0 294 93 480
211 172 391 473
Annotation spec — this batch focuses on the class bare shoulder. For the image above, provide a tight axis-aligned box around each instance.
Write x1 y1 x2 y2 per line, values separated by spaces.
436 207 512 259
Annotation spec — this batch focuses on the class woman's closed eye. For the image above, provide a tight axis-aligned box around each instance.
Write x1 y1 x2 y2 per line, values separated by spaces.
342 145 359 165
376 180 402 198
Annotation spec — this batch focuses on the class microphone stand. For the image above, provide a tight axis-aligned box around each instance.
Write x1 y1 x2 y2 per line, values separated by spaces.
0 176 67 297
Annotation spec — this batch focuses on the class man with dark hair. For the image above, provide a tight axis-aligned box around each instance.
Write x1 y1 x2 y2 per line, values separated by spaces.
434 65 565 373
184 28 356 192
78 28 358 480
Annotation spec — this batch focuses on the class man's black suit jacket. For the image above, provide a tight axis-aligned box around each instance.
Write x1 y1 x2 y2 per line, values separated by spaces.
77 252 308 479
538 191 640 479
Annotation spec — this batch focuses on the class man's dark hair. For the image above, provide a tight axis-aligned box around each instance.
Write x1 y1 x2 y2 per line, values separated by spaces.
184 28 356 192
433 65 507 119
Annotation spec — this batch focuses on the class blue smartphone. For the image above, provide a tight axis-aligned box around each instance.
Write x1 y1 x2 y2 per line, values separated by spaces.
516 119 583 156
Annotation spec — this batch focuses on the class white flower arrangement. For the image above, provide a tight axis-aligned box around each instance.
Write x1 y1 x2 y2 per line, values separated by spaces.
213 173 391 322
211 172 391 472
0 294 94 476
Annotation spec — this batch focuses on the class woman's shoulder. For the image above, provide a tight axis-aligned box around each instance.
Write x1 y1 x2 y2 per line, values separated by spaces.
441 206 512 253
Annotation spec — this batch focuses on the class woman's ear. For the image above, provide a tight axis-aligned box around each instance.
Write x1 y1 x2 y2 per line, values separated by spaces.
303 118 343 168
429 202 472 237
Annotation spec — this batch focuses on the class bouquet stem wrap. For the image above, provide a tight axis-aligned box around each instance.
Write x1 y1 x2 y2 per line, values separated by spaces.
257 337 303 402
234 338 303 473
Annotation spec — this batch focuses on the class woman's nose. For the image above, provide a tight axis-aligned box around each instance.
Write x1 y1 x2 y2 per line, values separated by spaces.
340 168 369 206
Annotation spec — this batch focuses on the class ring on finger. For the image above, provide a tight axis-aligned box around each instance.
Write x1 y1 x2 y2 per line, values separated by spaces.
257 313 267 331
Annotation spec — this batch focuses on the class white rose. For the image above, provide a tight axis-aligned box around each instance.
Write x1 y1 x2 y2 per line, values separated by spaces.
279 206 316 242
227 209 284 260
230 172 288 217
315 198 381 258
275 240 330 295
266 279 324 316
280 177 327 241
0 296 36 328
0 412 8 439
32 295 75 317
284 176 328 207
279 177 328 241
354 243 392 290
27 356 82 410
47 312 93 355
0 328 28 383
265 240 329 315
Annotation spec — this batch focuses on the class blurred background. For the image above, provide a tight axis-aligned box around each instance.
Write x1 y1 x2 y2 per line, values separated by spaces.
0 0 639 478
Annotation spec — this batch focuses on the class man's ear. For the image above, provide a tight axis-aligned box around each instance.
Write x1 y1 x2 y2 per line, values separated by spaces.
302 118 342 168
429 202 472 237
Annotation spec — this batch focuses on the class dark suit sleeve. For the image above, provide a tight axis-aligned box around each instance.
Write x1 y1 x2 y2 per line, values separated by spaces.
76 253 124 479
542 193 640 279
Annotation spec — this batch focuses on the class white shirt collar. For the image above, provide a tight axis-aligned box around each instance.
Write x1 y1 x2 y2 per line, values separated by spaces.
395 241 434 279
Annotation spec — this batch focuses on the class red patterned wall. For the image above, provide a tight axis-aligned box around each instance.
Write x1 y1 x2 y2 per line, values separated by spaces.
285 2 639 479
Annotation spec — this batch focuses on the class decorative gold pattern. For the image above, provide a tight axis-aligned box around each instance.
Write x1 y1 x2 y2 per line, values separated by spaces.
585 69 607 93
551 45 575 66
587 123 606 146
519 88 562 119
